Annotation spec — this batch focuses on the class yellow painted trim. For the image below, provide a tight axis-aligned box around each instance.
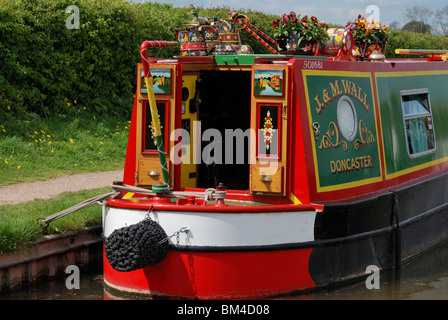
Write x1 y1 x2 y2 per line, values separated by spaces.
290 193 302 205
250 64 290 196
302 69 384 193
122 192 135 199
375 70 448 78
374 70 448 180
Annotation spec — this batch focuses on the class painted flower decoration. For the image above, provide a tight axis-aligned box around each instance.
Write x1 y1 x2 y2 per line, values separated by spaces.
149 115 162 146
263 111 275 150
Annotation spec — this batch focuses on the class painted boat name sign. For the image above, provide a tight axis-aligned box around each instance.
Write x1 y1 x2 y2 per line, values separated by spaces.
314 79 371 114
304 71 382 192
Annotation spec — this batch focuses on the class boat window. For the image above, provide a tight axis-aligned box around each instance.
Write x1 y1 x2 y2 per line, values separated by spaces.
401 89 435 157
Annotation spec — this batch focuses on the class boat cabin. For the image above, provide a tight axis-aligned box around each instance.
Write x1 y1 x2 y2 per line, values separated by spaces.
123 52 448 206
126 54 296 199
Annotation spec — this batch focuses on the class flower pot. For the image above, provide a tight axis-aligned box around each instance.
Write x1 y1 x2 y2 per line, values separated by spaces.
354 40 387 60
174 28 208 57
277 31 322 55
324 28 354 55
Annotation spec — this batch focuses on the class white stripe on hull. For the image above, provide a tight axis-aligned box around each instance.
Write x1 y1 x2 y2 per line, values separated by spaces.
103 206 316 247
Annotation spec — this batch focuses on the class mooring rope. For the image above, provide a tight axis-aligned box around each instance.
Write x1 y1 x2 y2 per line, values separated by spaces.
37 191 119 229
110 184 227 201
37 184 226 229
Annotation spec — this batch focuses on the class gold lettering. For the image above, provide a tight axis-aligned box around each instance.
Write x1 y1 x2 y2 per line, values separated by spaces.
341 79 351 94
363 93 369 112
330 81 342 98
329 155 374 174
351 82 357 96
314 94 325 114
322 88 331 104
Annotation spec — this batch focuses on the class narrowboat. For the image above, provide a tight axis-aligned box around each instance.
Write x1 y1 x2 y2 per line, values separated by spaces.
102 12 448 299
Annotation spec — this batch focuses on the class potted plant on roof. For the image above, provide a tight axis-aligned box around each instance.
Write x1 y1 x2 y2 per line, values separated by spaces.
345 14 390 59
272 12 329 54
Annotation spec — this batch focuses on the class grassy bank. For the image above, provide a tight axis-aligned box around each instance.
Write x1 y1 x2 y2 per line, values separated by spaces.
0 111 128 187
0 187 108 254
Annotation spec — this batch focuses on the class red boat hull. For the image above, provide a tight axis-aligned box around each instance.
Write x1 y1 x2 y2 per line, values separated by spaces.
103 246 315 299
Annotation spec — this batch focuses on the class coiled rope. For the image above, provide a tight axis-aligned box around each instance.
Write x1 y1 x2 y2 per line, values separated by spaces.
37 184 226 229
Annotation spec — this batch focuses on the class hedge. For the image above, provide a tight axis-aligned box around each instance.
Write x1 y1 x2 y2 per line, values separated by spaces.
0 0 185 119
1 1 447 120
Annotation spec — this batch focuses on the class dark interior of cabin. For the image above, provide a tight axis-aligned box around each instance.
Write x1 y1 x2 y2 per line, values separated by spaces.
196 70 252 191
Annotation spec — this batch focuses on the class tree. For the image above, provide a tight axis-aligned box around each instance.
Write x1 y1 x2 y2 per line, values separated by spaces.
435 5 448 36
389 21 401 30
403 6 433 23
402 6 434 34
402 21 433 34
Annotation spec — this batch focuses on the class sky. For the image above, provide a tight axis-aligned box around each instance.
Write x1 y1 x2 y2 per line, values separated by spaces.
129 0 447 28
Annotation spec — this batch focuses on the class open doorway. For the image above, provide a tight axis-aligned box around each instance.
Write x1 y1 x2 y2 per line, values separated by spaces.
196 70 252 190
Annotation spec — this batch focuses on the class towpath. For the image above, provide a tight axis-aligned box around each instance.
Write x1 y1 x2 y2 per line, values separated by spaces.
0 170 123 206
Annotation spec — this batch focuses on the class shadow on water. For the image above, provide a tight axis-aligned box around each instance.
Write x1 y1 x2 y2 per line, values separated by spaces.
2 241 448 300
292 240 448 300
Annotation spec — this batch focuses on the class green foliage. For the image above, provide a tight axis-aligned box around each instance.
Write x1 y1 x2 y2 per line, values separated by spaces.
1 0 448 121
0 187 107 254
0 0 185 120
386 29 448 58
0 112 128 186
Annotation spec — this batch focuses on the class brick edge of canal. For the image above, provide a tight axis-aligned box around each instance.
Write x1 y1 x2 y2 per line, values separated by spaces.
0 226 102 293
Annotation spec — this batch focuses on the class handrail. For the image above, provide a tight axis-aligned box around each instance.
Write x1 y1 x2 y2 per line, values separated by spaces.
140 41 178 188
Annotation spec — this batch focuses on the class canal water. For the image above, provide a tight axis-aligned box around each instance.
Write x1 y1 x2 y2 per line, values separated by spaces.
2 241 448 300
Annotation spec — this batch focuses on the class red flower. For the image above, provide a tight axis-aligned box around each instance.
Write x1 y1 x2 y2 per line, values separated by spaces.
301 16 308 28
272 18 280 28
281 13 289 25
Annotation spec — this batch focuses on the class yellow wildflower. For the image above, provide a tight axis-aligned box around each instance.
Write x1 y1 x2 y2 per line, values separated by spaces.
4 160 8 164
70 138 75 144
17 166 21 169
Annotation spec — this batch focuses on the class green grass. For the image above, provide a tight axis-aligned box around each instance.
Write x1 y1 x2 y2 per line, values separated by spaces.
0 108 131 253
0 108 129 186
0 187 109 254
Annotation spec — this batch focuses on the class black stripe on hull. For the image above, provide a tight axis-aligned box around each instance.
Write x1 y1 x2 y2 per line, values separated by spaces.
309 172 448 287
